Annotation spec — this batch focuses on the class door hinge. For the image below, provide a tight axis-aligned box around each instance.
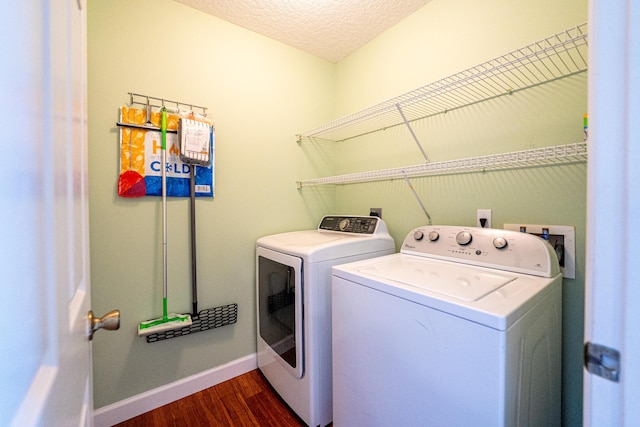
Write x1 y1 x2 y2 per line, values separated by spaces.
584 342 620 382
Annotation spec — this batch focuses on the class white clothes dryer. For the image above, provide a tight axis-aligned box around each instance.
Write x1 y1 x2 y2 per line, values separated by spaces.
256 216 395 427
332 225 563 427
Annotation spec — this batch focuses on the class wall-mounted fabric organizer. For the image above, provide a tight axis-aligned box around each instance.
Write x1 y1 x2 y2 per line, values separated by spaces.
116 92 215 198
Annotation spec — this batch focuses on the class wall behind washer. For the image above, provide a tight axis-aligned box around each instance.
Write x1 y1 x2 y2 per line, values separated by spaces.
90 1 589 425
323 0 588 426
88 0 336 409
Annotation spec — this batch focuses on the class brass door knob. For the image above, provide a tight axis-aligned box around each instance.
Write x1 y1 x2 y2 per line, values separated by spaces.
88 309 120 340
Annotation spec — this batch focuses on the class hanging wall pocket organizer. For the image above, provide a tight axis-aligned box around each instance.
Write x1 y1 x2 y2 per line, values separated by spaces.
116 93 215 198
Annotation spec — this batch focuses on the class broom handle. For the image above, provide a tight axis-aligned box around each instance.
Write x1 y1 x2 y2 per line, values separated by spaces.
161 108 168 321
190 167 198 316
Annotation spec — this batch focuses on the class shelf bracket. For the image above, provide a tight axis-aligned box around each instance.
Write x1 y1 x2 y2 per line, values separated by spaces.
396 103 429 163
403 172 432 225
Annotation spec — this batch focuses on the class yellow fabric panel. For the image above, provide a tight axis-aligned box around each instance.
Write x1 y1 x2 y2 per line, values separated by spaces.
119 106 180 174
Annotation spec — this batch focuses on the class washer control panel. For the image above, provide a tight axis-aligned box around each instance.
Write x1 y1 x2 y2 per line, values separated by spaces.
401 225 560 277
318 216 383 235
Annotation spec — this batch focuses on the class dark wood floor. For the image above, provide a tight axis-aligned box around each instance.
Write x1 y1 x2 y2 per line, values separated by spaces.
114 369 308 426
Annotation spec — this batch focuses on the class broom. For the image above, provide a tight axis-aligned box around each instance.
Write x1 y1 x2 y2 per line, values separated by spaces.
180 118 232 328
138 107 192 336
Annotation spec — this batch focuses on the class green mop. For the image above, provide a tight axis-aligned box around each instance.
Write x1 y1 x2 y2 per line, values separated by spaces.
138 107 192 336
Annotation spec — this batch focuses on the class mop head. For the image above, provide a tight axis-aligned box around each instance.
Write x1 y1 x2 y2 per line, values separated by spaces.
144 303 238 343
137 313 193 337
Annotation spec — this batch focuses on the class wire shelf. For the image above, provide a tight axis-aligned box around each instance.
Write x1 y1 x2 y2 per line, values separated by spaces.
298 23 588 142
296 142 588 187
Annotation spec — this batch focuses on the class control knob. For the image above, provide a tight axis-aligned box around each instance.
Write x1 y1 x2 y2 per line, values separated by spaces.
493 237 508 249
428 231 439 242
413 230 424 241
338 218 350 231
456 231 473 246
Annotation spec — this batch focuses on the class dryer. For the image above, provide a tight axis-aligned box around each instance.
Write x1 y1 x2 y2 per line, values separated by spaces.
256 215 395 427
332 225 562 427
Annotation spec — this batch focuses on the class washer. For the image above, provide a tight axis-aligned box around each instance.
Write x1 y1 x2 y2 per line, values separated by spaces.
256 215 395 427
332 225 562 427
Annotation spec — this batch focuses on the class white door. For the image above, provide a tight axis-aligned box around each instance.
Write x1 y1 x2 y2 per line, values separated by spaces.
584 1 640 425
0 1 106 425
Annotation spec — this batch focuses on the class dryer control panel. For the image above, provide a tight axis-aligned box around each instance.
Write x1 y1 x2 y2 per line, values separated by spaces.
401 225 560 278
318 216 384 235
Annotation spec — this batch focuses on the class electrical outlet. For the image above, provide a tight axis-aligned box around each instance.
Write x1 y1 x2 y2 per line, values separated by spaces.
477 209 492 228
504 224 575 279
370 208 382 218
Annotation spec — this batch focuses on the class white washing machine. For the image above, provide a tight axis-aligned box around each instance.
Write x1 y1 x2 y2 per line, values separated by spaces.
332 225 563 427
256 215 395 427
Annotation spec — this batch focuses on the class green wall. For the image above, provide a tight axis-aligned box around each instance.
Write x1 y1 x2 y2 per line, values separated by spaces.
89 0 587 425
88 0 335 409
323 0 588 425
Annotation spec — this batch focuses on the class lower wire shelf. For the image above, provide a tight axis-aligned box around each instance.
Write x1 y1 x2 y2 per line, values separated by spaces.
296 142 587 188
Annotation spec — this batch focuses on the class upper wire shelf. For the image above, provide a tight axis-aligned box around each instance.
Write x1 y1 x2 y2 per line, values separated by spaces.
296 142 588 187
298 23 588 142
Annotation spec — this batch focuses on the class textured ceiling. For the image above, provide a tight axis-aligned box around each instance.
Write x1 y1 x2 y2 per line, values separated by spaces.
175 0 431 62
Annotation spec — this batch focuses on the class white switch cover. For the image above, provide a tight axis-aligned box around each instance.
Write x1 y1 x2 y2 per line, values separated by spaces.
477 209 492 228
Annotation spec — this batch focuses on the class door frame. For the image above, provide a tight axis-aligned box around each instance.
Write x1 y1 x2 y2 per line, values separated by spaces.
584 1 640 425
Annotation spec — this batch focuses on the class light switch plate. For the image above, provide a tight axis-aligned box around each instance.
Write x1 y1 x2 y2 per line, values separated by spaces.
477 209 492 228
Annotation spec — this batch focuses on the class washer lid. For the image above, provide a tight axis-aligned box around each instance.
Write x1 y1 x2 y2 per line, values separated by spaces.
257 230 395 262
358 258 515 302
265 230 346 246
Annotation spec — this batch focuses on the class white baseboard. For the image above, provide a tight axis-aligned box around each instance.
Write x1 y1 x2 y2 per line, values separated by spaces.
93 353 257 427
